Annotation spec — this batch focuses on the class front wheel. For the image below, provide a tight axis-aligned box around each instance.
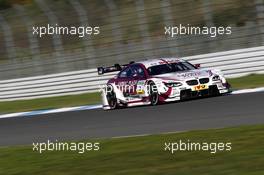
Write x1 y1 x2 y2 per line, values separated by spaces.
148 82 159 105
106 86 117 109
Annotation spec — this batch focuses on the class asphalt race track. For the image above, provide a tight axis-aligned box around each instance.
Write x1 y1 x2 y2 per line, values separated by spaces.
0 92 264 146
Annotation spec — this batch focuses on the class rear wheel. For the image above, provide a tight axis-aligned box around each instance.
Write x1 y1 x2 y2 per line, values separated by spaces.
106 86 117 109
148 82 159 105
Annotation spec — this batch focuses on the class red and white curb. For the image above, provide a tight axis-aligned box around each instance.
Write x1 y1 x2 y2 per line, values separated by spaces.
0 87 263 119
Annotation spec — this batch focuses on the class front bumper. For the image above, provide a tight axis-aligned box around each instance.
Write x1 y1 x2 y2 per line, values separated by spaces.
180 85 222 100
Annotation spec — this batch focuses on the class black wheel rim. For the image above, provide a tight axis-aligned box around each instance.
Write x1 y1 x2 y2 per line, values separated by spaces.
107 91 117 109
150 83 158 105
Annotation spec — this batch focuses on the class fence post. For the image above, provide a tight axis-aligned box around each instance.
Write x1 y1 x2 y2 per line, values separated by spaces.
160 0 179 57
14 5 40 60
69 0 96 67
35 0 64 61
255 0 264 45
135 0 153 58
105 0 123 63
201 0 216 52
0 15 16 62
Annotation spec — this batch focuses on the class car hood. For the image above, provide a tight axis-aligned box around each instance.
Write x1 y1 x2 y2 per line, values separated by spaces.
152 69 212 81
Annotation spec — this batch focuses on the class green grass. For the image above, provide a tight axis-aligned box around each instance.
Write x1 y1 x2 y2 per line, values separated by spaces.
0 74 263 114
228 74 264 89
0 92 101 114
0 124 264 175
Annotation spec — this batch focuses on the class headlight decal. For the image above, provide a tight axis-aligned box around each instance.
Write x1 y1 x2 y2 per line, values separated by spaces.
163 82 183 87
212 75 220 81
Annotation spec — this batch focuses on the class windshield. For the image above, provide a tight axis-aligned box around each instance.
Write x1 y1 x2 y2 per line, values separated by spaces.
147 62 196 76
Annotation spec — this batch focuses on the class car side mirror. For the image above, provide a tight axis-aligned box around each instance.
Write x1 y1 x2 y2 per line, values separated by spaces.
194 64 201 69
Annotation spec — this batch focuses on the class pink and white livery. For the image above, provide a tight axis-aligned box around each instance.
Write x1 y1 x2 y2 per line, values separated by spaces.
97 58 231 110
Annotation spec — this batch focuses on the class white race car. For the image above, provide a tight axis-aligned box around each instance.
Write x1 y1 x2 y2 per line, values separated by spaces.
98 58 231 110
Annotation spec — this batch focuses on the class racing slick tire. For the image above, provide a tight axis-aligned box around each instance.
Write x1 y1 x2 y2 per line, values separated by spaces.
106 85 117 109
148 81 159 106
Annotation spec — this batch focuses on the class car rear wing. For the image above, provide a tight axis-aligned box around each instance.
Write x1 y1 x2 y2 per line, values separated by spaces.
97 62 134 75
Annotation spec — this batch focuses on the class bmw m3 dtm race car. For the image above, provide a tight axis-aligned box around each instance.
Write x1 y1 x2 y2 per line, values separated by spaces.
97 58 231 110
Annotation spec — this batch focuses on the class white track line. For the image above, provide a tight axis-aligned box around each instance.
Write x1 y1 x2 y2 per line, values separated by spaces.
0 105 102 119
230 87 264 95
0 87 263 119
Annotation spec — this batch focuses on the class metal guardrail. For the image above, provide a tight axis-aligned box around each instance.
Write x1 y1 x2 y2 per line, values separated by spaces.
0 46 264 101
